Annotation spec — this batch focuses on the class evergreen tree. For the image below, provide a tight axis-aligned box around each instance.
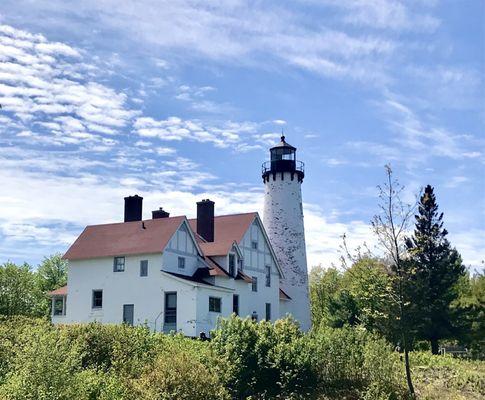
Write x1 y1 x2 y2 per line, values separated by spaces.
406 185 465 354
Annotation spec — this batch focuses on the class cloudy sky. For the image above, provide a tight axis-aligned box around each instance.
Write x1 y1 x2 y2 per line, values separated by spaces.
0 1 483 270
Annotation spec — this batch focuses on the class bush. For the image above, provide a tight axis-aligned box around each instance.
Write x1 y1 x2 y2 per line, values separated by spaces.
0 320 82 400
61 322 159 377
0 316 427 399
211 316 318 398
131 335 229 400
310 325 404 399
0 316 51 384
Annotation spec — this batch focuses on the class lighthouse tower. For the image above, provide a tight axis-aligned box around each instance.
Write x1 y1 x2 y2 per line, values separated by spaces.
262 135 311 331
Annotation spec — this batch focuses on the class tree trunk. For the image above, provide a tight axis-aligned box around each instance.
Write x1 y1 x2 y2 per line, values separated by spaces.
403 337 415 398
431 338 439 355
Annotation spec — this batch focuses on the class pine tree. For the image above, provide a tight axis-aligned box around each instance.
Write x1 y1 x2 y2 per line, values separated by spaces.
406 185 465 354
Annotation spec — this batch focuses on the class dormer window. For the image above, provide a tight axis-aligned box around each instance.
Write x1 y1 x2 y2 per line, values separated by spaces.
228 253 236 276
113 256 125 272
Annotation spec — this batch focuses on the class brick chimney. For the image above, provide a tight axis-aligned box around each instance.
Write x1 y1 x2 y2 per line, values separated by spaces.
196 199 215 242
124 195 143 222
152 207 170 219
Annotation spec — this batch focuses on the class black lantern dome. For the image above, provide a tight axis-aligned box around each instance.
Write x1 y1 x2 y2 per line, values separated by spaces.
262 135 304 182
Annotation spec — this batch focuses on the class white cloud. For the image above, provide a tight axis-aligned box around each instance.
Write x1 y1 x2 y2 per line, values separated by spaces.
0 24 139 148
2 0 404 84
346 95 484 167
273 119 286 125
133 116 261 148
318 0 440 32
444 176 469 189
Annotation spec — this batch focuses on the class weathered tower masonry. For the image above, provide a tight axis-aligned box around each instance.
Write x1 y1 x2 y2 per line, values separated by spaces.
262 136 311 331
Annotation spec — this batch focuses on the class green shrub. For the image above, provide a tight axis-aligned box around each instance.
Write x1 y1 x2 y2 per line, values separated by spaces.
310 325 404 398
211 315 318 399
131 336 229 400
61 322 159 377
0 316 424 399
0 316 50 384
0 321 82 400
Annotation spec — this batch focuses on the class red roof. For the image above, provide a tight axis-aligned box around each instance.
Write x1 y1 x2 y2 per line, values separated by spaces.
63 212 258 261
64 216 186 260
188 213 257 256
279 288 291 300
205 257 230 277
48 285 67 296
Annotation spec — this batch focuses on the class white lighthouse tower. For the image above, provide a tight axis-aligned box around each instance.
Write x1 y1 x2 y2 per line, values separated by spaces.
262 135 311 331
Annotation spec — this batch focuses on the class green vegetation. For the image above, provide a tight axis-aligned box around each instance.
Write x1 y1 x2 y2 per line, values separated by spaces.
411 352 484 400
406 185 466 354
0 316 482 399
0 254 67 317
0 315 407 399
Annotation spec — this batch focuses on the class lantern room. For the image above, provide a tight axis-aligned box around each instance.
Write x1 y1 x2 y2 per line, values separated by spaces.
262 135 304 182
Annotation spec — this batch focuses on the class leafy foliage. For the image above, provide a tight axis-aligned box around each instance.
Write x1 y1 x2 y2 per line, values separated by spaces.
0 262 45 317
0 316 410 399
36 253 68 293
0 254 68 318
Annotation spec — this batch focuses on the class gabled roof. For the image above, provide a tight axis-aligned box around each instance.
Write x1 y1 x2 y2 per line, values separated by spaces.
188 212 257 256
64 216 187 260
279 288 291 301
48 285 67 296
205 257 230 277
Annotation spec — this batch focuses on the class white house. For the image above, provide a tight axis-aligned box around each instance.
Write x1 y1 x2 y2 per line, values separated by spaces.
50 136 310 335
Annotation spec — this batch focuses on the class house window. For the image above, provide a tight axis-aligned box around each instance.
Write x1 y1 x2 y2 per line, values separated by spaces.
252 276 258 292
209 297 221 313
53 297 64 316
265 265 271 287
238 259 243 272
265 303 271 321
251 240 258 250
228 254 236 276
164 292 177 324
92 290 103 309
113 256 125 272
140 260 148 276
178 256 185 269
233 294 239 316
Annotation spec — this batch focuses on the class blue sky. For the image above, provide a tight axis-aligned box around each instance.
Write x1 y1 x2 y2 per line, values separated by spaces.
0 1 483 270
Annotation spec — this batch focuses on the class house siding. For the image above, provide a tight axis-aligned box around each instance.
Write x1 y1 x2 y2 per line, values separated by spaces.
239 219 280 322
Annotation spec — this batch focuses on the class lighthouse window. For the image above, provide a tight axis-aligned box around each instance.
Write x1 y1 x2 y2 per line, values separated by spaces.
251 240 258 250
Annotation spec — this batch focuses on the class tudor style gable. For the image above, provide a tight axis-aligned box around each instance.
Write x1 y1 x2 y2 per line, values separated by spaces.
240 215 283 278
162 219 203 276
